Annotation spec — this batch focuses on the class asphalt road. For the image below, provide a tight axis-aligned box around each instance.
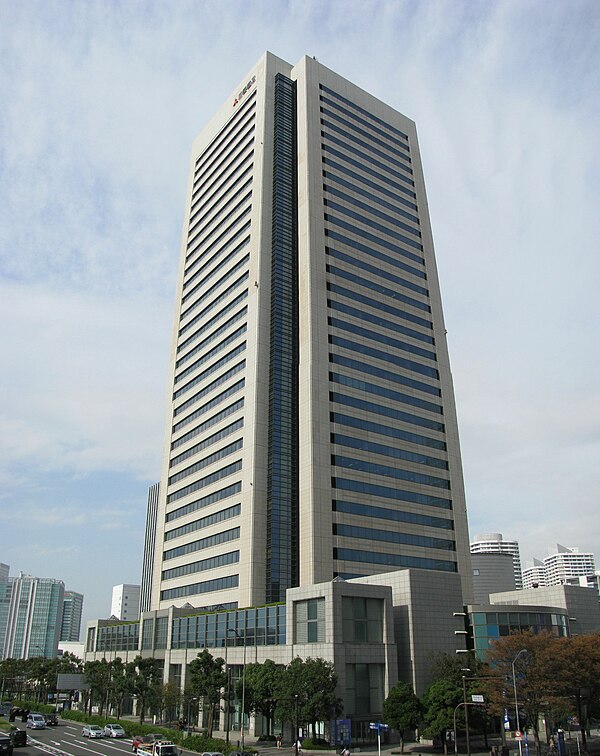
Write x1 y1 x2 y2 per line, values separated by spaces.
4 723 191 756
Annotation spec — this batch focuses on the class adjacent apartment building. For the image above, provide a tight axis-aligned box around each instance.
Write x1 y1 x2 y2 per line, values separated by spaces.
149 51 473 614
522 544 596 589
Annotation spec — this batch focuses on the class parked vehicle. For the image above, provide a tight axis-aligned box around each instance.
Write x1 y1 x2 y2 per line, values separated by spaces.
82 724 103 738
8 728 26 747
26 713 45 729
103 723 126 738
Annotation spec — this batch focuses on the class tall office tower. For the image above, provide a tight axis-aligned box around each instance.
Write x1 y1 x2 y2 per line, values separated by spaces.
2 573 65 659
471 532 523 589
111 584 141 621
60 591 84 642
150 52 473 613
140 483 159 614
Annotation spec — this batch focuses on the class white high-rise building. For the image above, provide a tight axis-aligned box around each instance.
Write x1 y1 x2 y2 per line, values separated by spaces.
150 52 473 614
471 532 523 589
523 544 596 589
522 557 546 589
111 584 141 621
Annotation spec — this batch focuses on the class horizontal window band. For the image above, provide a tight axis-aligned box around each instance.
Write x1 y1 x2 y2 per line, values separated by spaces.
333 499 454 530
160 573 239 601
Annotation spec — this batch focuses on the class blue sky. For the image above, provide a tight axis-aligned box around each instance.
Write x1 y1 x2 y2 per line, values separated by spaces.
1 0 599 632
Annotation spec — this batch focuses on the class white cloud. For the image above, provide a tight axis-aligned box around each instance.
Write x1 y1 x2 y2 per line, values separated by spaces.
1 0 599 623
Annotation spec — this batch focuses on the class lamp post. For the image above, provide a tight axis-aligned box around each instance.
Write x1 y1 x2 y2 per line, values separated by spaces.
512 650 528 756
240 630 247 748
294 694 300 756
462 676 471 756
187 697 197 732
225 628 237 744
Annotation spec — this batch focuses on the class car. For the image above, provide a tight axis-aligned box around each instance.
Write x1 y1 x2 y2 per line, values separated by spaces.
82 724 103 738
201 752 225 756
26 713 46 729
8 728 26 747
132 734 164 752
104 723 126 738
0 734 13 755
44 712 59 726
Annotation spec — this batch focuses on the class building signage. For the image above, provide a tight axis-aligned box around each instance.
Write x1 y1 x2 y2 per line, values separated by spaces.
233 75 256 107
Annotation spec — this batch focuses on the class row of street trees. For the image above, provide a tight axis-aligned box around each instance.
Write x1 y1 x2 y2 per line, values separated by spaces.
382 632 600 755
0 650 340 737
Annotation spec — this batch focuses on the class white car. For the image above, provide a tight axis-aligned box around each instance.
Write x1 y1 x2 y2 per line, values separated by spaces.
26 713 46 729
104 723 126 738
82 724 103 738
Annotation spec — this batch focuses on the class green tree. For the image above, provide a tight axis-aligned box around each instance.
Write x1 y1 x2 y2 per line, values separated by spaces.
126 656 163 724
84 659 112 716
383 681 423 753
236 659 284 734
275 657 341 740
106 658 132 718
188 649 226 736
422 678 462 752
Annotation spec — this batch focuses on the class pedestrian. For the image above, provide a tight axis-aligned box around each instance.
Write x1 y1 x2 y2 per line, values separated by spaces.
277 734 282 749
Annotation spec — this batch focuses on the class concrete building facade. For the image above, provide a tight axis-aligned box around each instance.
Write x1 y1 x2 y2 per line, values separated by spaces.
470 533 522 589
150 51 473 617
471 552 516 604
111 584 141 621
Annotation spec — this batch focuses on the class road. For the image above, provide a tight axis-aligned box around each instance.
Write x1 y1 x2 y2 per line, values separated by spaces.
6 723 189 756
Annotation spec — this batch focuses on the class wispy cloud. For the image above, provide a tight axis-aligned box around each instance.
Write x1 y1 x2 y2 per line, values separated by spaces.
1 0 599 625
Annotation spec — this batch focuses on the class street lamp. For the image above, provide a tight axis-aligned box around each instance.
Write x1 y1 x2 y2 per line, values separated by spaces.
512 649 528 756
462 675 471 756
240 630 247 749
224 628 238 744
187 697 197 731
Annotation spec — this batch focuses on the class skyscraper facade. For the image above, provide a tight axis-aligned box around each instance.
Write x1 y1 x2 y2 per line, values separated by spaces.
150 52 473 614
1 573 64 659
60 591 84 642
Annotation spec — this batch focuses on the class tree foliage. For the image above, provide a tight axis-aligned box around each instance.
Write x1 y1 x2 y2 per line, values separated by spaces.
274 657 342 739
188 649 226 736
383 681 423 752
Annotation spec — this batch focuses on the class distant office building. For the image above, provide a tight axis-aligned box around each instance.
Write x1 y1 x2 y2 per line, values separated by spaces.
2 573 65 659
471 552 516 604
523 544 596 589
470 533 522 589
522 557 547 589
140 483 159 614
111 584 141 621
0 564 9 583
60 591 84 642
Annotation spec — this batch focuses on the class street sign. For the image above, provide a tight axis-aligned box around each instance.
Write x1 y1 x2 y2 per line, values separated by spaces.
515 731 523 740
369 723 389 731
471 694 485 703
